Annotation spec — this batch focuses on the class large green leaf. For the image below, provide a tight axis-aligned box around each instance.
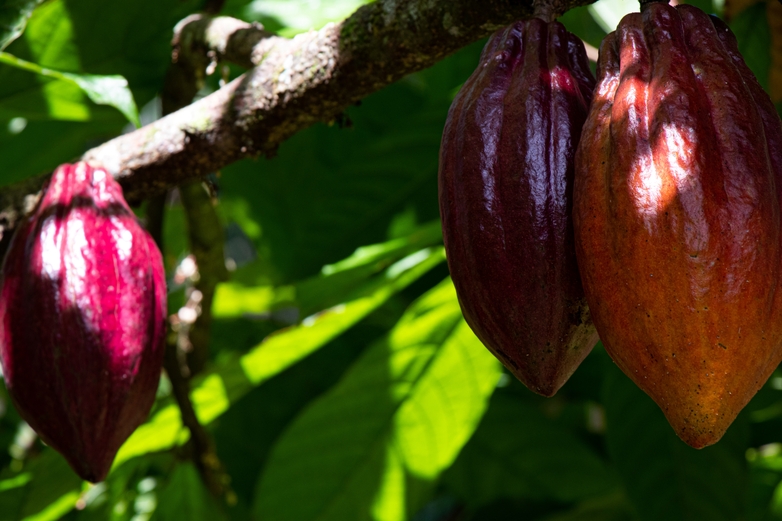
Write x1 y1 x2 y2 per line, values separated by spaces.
252 278 503 521
112 246 446 469
213 317 395 507
602 354 749 521
209 226 444 506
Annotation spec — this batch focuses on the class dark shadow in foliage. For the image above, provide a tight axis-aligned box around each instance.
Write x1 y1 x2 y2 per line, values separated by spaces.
440 387 617 519
602 351 750 521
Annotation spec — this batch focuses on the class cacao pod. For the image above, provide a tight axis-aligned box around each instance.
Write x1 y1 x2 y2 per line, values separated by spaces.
0 162 167 481
573 3 782 448
439 19 599 396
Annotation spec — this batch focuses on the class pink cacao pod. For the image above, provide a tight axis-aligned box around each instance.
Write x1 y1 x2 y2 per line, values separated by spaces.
0 162 167 481
438 19 599 396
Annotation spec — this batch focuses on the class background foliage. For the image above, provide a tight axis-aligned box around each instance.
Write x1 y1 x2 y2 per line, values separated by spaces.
0 0 780 520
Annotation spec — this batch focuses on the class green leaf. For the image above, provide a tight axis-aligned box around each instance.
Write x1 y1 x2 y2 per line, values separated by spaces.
242 0 374 37
443 392 617 507
730 2 771 91
0 449 82 521
252 278 503 521
212 220 443 319
0 473 31 493
150 463 226 521
0 0 43 51
23 490 81 521
112 247 446 469
18 451 81 519
213 319 392 505
0 52 139 125
746 444 782 520
321 220 442 276
211 284 282 319
64 73 139 127
22 491 80 521
602 353 749 521
236 248 445 387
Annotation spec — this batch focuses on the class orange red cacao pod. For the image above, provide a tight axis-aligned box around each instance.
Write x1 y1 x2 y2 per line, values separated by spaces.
439 19 598 396
0 162 167 481
573 3 782 448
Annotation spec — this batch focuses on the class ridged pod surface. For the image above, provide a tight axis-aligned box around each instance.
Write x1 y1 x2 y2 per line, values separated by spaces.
0 162 167 481
439 19 598 396
574 3 782 448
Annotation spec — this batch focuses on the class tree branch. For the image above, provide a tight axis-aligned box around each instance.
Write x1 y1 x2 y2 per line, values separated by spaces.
0 0 594 239
178 180 230 375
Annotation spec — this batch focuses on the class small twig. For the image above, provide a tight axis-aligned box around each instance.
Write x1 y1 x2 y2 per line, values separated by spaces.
179 180 229 375
172 14 272 70
533 0 556 22
146 190 232 498
163 343 230 497
148 194 233 500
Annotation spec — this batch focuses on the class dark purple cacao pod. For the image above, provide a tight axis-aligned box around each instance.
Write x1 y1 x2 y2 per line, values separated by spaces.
438 19 598 396
573 4 782 448
0 162 167 481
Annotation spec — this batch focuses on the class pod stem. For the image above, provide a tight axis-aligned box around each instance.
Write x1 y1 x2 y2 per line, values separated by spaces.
639 0 671 11
532 0 556 23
